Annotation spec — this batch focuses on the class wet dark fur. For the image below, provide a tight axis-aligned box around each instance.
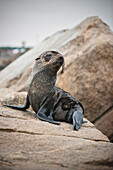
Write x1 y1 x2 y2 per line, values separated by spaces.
4 51 85 130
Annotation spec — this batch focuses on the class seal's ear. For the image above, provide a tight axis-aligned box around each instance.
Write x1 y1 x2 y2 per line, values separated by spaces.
35 57 41 60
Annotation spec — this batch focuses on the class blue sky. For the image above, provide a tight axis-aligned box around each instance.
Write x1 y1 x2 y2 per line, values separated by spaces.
0 0 113 47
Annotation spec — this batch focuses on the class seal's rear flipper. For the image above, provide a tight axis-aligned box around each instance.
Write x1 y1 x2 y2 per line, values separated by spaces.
72 110 83 131
3 95 30 111
4 105 27 111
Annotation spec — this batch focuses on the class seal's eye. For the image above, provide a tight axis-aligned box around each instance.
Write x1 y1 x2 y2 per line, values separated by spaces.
44 54 52 62
35 57 40 60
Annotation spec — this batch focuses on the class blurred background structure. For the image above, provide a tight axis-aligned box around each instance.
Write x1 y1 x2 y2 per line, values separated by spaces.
0 0 113 47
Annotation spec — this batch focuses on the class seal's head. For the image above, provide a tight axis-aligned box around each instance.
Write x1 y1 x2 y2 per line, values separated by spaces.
26 51 64 91
35 51 64 74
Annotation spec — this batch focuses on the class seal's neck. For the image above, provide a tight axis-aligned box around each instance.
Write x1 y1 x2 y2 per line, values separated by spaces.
26 64 58 92
36 68 57 87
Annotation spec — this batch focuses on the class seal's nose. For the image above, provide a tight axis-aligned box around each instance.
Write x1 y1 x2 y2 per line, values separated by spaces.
59 56 64 65
59 56 63 60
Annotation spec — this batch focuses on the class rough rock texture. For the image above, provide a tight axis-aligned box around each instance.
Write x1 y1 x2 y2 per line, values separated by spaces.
0 89 113 169
1 105 113 170
0 17 113 141
0 88 27 106
95 109 113 142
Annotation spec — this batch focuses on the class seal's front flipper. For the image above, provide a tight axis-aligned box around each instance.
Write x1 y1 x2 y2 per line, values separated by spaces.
72 110 83 131
3 95 30 111
36 97 60 125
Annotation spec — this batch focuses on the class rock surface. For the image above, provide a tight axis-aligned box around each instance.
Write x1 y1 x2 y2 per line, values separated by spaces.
0 105 113 170
0 17 113 141
95 108 113 142
0 89 113 169
0 88 27 106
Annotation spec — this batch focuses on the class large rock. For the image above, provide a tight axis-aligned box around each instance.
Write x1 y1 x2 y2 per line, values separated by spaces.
0 88 27 106
95 109 113 142
0 16 113 141
56 17 113 142
0 105 113 170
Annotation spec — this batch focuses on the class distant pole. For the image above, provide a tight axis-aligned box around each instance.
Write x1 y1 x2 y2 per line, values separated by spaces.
22 41 26 48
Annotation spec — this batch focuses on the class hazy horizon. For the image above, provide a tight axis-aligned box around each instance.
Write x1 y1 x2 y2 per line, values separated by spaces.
0 0 113 47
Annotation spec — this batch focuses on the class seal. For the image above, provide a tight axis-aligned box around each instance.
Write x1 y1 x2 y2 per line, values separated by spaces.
4 51 85 130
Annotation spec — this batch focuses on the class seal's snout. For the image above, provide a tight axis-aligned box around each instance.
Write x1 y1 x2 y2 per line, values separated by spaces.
59 56 64 74
59 56 63 60
59 56 64 65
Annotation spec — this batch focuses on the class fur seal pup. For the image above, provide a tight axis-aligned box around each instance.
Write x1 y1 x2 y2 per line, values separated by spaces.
4 51 85 130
